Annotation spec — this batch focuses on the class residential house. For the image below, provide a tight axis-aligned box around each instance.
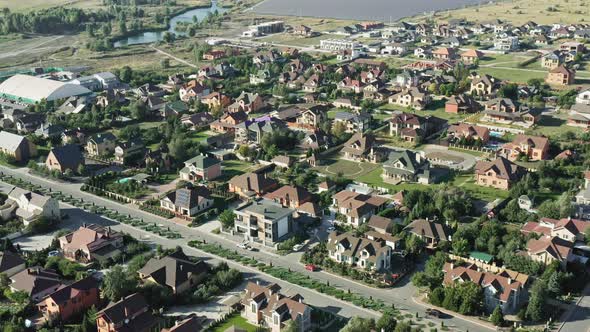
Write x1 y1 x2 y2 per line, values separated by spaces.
327 231 392 271
241 282 311 332
250 70 271 85
389 87 431 110
560 41 585 53
501 134 550 161
96 293 157 332
460 49 483 64
228 92 263 113
470 74 500 97
179 80 210 102
475 157 526 190
341 132 383 162
181 113 214 130
138 250 209 294
382 150 432 184
332 190 388 227
333 111 371 133
210 111 248 133
546 65 575 86
0 131 36 162
576 88 590 105
482 98 541 125
448 123 490 144
389 112 446 142
135 83 165 98
229 172 279 198
203 49 226 60
445 94 480 114
293 25 313 37
404 218 450 249
86 132 117 157
161 316 205 332
294 105 327 131
37 276 100 322
442 263 527 314
271 155 293 169
114 139 145 165
494 36 519 51
59 224 124 263
337 77 363 93
526 236 573 268
264 185 312 209
9 267 62 302
432 47 455 60
45 144 84 173
161 100 189 118
234 200 295 245
5 186 60 225
521 217 590 243
15 113 45 134
302 74 321 93
235 117 284 144
0 251 25 277
201 92 232 110
35 123 65 139
160 186 214 218
179 155 222 182
541 51 564 69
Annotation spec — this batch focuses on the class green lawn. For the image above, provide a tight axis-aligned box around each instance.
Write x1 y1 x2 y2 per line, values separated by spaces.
379 102 468 123
213 315 258 332
478 67 547 84
189 130 214 144
258 33 344 47
526 113 571 139
314 158 380 178
219 159 256 181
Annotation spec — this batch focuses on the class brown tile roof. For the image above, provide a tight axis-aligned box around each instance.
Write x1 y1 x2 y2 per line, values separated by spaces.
229 172 279 194
527 236 572 261
333 190 388 218
137 250 209 290
404 219 449 241
327 231 391 263
550 65 575 75
264 185 312 205
460 49 484 58
97 293 156 332
242 282 309 323
0 250 25 274
443 263 523 302
520 221 551 237
367 215 394 233
448 123 489 139
162 315 205 332
10 267 62 297
475 157 526 181
341 133 375 156
45 276 99 305
504 134 549 152
60 224 123 256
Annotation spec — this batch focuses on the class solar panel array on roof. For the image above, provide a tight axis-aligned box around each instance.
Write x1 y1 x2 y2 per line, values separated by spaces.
175 189 191 208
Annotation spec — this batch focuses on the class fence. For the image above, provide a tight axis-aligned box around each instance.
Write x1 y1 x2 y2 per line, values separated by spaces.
448 143 496 155
84 185 142 205
448 253 505 274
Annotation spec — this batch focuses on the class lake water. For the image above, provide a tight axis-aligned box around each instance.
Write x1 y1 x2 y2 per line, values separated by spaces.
253 0 487 22
114 1 227 47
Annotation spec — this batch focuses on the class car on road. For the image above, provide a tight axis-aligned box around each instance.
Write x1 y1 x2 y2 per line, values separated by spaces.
292 244 305 252
305 264 318 272
236 242 250 250
86 269 97 275
425 308 443 318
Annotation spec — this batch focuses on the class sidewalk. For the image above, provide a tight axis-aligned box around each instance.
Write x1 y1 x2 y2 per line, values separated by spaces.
412 294 496 331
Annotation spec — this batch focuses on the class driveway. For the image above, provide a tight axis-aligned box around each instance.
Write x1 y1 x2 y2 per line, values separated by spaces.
421 144 478 171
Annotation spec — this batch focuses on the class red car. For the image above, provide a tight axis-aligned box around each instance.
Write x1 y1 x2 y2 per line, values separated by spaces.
305 264 318 272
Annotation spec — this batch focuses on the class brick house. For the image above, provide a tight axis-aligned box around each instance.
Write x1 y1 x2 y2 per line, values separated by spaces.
45 144 84 173
475 157 526 190
37 276 100 322
501 134 550 161
96 293 156 332
445 94 480 114
0 131 37 162
448 123 490 144
546 65 575 86
179 155 222 181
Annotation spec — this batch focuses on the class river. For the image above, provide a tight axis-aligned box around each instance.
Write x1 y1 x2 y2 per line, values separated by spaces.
253 0 487 22
114 1 227 47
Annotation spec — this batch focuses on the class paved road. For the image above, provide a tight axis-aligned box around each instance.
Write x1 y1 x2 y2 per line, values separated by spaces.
560 285 590 332
0 166 492 331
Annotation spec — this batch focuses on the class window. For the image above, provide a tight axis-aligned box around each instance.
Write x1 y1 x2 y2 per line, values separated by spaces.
251 303 256 313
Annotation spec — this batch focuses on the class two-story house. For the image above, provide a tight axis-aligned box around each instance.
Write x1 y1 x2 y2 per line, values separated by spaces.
179 155 222 182
327 231 392 271
389 87 431 110
447 123 490 144
86 132 117 157
96 293 156 332
241 282 311 332
332 190 388 227
138 250 209 294
114 138 145 165
234 200 295 246
475 157 526 190
228 92 263 113
160 186 214 217
59 224 124 264
46 144 84 173
0 131 37 162
382 150 432 184
229 172 279 198
37 276 100 323
5 186 60 225
501 134 549 161
404 218 450 249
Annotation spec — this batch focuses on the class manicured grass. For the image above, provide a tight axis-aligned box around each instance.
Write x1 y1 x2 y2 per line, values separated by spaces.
213 315 258 332
379 102 468 123
477 67 547 84
218 159 255 181
526 113 572 139
189 130 214 143
314 158 380 178
258 33 344 47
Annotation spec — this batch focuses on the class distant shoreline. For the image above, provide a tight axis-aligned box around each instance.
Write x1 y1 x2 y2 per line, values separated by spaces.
251 0 495 23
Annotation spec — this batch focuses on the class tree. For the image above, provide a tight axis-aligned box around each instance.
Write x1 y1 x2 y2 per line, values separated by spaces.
341 317 376 332
405 233 425 255
526 279 547 322
546 271 563 297
130 100 148 120
490 306 504 326
452 238 469 257
101 265 137 301
394 321 411 332
376 310 397 331
219 210 236 230
282 320 300 332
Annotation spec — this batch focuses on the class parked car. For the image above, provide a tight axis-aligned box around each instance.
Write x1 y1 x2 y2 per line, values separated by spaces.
293 244 305 252
48 250 60 257
426 309 442 318
305 264 318 272
327 226 336 232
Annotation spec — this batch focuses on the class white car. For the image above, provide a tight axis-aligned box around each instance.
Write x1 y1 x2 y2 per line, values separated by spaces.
327 226 336 232
48 250 60 257
292 244 305 252
237 242 250 250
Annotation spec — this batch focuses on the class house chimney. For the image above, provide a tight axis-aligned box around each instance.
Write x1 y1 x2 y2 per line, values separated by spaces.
256 280 260 285
508 277 512 284
246 176 251 190
450 263 454 270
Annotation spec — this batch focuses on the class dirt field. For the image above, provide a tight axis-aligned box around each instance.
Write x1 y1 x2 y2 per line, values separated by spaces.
430 0 589 25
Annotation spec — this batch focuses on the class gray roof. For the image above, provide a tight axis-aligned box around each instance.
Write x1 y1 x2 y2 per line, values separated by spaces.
0 131 27 153
383 150 429 176
48 144 83 170
138 250 209 289
237 200 294 221
184 155 220 169
0 251 25 274
0 74 91 102
165 187 211 209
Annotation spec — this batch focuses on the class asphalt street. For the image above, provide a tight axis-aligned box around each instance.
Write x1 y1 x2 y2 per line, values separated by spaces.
0 165 494 331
